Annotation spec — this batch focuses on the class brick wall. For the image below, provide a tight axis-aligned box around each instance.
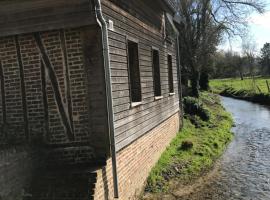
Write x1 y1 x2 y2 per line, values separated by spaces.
0 146 40 199
0 27 103 199
93 112 180 200
0 28 91 145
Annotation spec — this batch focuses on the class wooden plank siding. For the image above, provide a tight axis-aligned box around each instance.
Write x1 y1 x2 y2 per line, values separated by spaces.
101 0 180 151
0 0 95 37
107 0 164 29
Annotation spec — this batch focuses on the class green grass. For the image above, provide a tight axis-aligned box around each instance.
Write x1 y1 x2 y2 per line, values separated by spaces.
210 77 270 94
144 92 233 194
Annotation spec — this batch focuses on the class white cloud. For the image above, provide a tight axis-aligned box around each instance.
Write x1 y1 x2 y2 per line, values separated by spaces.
249 11 270 30
219 5 270 53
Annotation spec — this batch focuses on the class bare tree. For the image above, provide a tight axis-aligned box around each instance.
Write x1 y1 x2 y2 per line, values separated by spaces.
242 35 257 77
176 0 265 96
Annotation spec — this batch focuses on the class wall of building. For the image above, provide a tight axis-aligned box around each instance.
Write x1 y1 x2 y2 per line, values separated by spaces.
93 112 180 200
102 0 181 151
0 146 39 199
0 26 109 199
0 28 92 144
0 0 182 198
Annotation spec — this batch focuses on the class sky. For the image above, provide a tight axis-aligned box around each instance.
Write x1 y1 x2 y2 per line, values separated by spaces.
219 0 270 54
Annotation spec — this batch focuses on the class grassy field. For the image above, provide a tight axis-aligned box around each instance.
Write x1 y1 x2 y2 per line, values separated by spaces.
210 77 270 94
142 92 233 199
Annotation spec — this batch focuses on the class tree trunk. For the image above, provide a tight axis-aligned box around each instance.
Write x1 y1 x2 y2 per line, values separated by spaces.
181 73 189 86
199 71 209 90
191 70 200 97
239 71 244 80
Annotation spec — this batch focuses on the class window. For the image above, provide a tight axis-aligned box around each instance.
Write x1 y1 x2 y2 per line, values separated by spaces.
152 49 161 97
127 40 142 103
167 55 174 93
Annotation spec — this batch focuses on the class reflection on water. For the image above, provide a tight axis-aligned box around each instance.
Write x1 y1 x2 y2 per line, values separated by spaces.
185 97 270 200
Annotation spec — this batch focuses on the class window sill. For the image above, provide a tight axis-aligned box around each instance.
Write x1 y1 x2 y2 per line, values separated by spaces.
154 96 164 101
131 102 143 108
169 92 175 96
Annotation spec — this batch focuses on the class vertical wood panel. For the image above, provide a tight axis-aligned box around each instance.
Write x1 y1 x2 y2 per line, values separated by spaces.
15 36 29 140
40 59 49 140
0 60 6 138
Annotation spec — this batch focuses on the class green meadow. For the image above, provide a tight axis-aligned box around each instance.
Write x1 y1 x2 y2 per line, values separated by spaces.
210 77 270 94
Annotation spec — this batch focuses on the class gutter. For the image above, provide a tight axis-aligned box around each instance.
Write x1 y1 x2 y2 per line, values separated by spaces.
166 12 184 129
176 36 184 129
91 0 119 198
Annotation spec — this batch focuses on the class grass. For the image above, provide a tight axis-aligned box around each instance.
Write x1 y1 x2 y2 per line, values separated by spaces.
210 77 270 106
143 92 233 195
210 76 270 94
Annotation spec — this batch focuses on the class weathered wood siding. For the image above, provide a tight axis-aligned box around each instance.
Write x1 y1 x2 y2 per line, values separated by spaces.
102 0 180 151
0 0 95 37
108 0 164 29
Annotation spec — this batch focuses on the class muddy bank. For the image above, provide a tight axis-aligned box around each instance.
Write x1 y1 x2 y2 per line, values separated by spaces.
220 87 270 106
142 161 222 200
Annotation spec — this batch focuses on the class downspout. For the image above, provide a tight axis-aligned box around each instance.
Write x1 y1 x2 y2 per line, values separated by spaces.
176 36 184 129
91 0 119 198
165 12 183 129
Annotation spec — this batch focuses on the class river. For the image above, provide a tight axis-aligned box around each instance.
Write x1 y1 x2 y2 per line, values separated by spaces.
182 96 270 200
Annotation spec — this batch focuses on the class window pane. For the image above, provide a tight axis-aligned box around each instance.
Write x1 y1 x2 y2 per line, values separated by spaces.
168 55 174 93
128 41 142 102
152 49 161 96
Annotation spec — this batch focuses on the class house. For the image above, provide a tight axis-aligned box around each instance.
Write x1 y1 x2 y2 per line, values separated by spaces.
0 0 182 199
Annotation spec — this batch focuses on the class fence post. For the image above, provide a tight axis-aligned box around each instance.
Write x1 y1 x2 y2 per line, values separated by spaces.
257 85 262 93
266 80 270 94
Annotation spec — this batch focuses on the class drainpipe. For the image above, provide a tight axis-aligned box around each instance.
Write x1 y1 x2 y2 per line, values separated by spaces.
91 0 119 198
176 36 184 129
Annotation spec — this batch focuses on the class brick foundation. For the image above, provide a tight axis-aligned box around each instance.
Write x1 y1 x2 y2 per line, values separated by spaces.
0 146 40 199
93 112 180 200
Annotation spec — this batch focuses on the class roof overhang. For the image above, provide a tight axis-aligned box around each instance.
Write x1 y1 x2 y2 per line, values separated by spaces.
166 13 179 35
0 0 96 37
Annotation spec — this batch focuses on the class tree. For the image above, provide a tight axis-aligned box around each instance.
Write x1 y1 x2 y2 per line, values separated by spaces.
259 42 270 75
242 36 257 77
212 50 245 79
177 0 222 96
176 0 265 96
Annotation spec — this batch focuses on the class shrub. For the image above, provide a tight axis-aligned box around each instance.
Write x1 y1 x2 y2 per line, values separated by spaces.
183 97 210 121
180 140 193 150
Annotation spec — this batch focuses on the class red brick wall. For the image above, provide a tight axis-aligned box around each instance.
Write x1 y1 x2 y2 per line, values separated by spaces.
0 28 90 144
93 112 180 200
0 27 100 199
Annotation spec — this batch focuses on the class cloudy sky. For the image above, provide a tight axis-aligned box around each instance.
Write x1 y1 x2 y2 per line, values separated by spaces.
219 0 270 54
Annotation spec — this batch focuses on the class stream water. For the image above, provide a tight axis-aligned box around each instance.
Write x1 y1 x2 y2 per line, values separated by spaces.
183 97 270 200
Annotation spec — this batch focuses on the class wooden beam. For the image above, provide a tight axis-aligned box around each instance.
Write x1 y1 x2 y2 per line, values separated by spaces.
40 58 50 141
0 61 7 139
60 30 74 134
15 36 30 141
34 33 75 141
0 0 95 37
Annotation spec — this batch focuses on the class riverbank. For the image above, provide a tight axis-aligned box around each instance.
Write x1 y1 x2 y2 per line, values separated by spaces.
210 77 270 94
210 77 270 106
141 92 233 199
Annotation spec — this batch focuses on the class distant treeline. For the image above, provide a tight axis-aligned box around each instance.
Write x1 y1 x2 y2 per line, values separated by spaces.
211 43 270 79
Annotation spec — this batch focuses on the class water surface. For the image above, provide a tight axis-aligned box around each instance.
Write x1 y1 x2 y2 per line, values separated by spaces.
184 97 270 200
